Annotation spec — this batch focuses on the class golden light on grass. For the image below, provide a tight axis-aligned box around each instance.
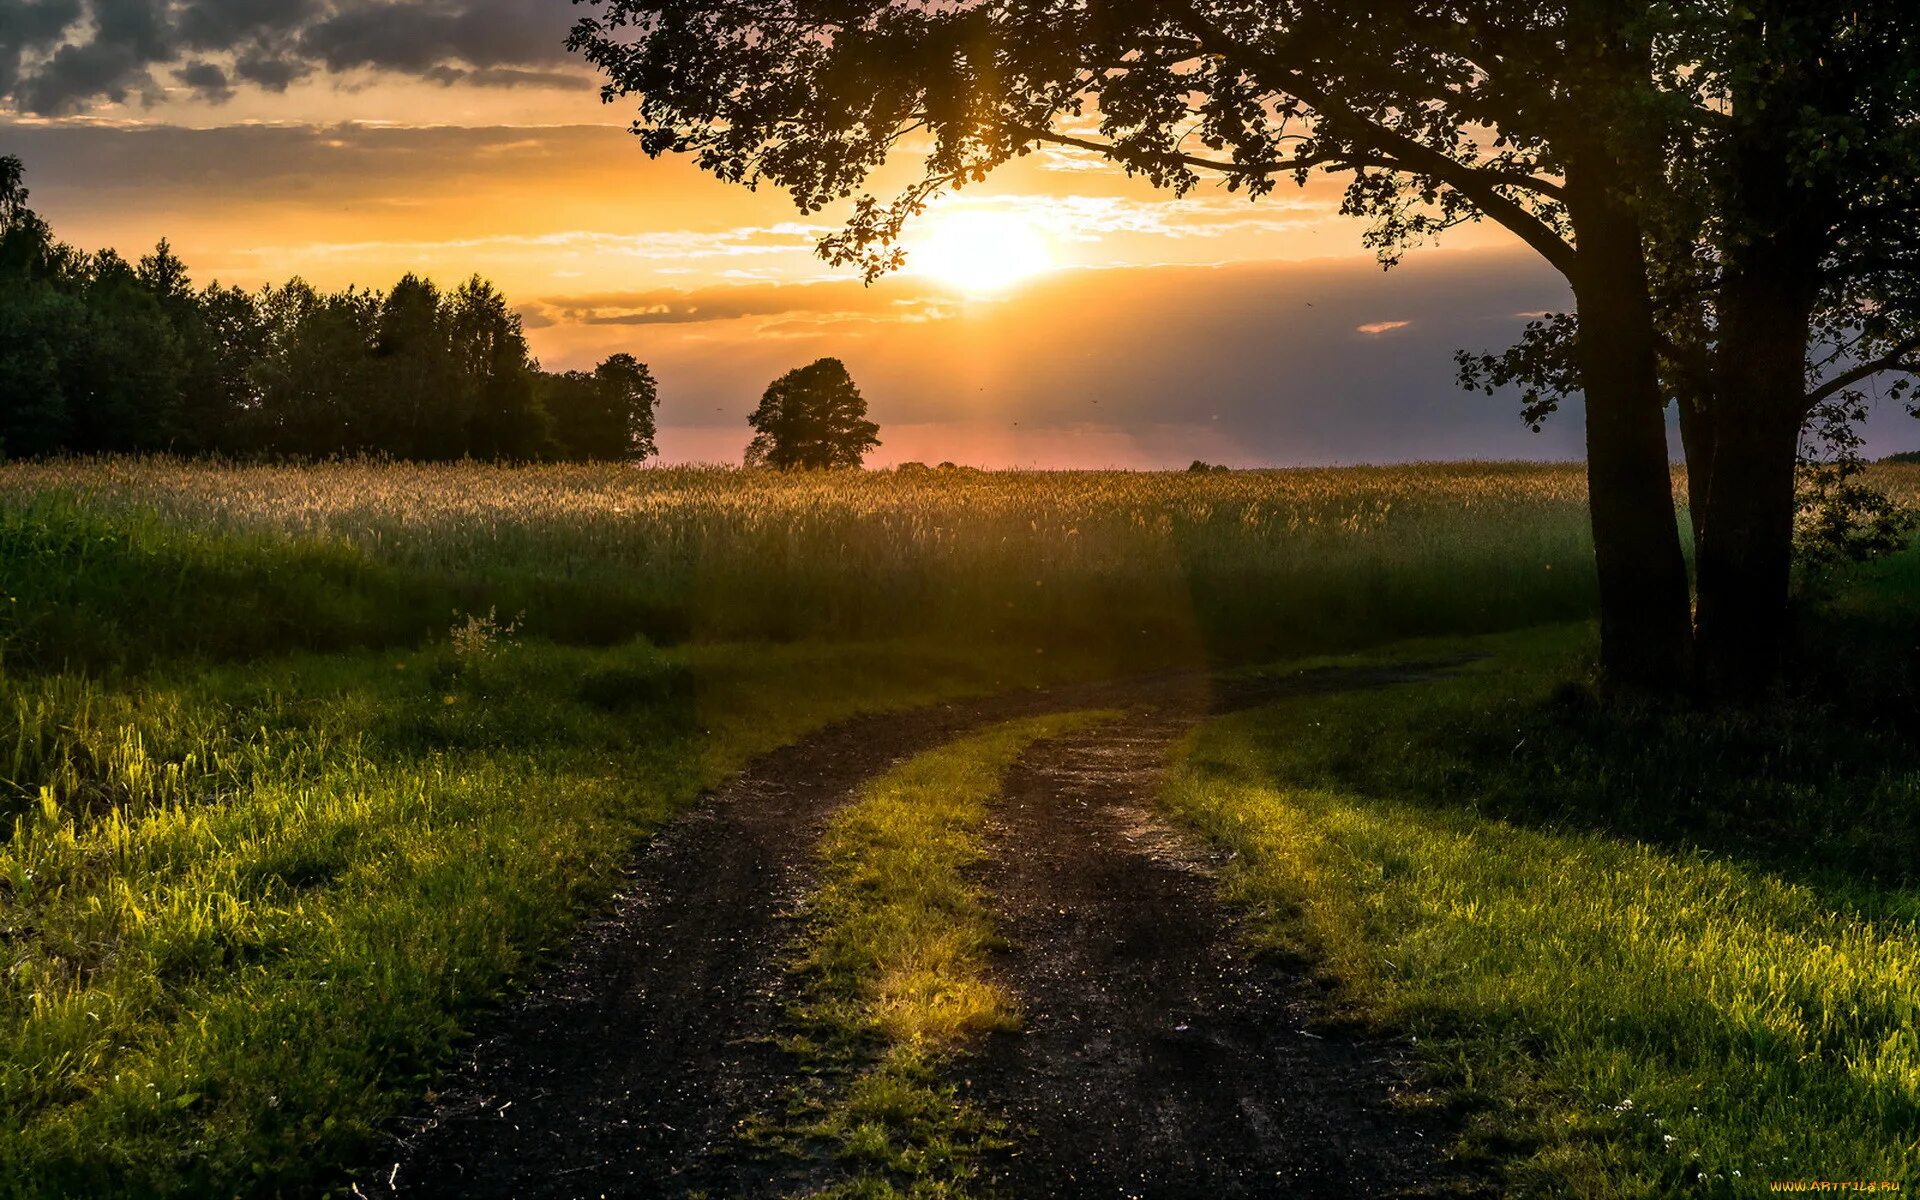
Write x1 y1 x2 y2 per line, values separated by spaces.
908 209 1057 294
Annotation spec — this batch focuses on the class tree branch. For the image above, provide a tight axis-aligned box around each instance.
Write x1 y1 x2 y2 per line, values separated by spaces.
1158 0 1578 277
1007 123 1384 177
1805 334 1920 407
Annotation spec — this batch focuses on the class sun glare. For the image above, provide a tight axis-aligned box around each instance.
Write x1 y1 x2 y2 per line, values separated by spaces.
910 210 1056 294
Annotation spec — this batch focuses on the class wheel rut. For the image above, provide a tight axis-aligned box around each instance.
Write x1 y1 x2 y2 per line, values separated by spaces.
370 663 1462 1198
966 703 1456 1198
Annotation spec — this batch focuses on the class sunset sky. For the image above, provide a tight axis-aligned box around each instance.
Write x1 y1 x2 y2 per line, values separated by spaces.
6 1 1911 466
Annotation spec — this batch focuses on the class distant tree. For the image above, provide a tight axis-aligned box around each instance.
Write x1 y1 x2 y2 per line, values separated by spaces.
544 352 660 461
0 282 81 458
371 274 461 457
0 155 55 281
135 239 193 310
449 277 549 460
66 250 189 453
744 358 879 469
0 157 76 457
252 281 383 456
185 282 270 454
134 239 261 454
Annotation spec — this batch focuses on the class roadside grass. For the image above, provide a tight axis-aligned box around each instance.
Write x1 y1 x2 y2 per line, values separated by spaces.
776 712 1114 1199
0 636 1113 1199
1162 624 1920 1199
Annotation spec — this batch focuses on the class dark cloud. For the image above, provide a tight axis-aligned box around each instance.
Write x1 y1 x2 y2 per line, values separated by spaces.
0 119 612 203
17 36 155 114
421 64 586 89
172 58 231 101
175 0 314 51
0 0 579 115
0 0 81 96
296 0 570 74
232 45 309 90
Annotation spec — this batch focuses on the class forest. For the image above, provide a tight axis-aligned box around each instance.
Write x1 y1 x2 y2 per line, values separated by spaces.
0 157 658 463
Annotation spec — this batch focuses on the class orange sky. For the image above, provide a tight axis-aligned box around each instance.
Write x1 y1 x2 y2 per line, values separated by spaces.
1 15 1595 466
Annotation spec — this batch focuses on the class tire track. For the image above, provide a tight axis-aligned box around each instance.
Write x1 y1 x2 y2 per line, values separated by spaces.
967 704 1457 1199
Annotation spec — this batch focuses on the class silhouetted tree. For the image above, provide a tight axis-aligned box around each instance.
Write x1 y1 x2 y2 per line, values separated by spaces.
568 0 1919 693
744 358 879 469
0 157 76 456
0 158 654 465
1451 0 1920 693
0 283 81 458
544 353 661 461
449 277 549 460
67 250 190 453
252 281 382 456
0 156 55 280
187 282 271 453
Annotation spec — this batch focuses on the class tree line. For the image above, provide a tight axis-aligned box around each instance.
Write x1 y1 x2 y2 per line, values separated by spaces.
0 156 658 463
575 0 1920 697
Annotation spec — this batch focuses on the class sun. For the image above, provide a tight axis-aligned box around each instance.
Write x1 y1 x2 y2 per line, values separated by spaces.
909 210 1056 294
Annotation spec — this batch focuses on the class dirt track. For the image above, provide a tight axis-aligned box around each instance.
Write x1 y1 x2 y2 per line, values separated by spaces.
370 664 1462 1198
969 706 1452 1198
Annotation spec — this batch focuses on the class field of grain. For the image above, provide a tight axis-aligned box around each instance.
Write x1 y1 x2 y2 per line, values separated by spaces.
0 459 1614 675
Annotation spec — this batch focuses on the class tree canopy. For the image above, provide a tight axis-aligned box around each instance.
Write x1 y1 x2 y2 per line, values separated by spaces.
745 358 881 469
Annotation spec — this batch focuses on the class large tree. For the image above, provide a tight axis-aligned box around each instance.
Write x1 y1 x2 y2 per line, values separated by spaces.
571 0 1920 693
1460 1 1920 692
571 0 1700 686
1681 0 1919 692
543 352 662 461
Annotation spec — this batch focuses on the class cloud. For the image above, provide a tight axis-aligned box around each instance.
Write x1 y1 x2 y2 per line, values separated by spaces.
532 278 954 330
232 44 309 91
248 223 834 272
0 0 579 114
171 58 230 101
1357 320 1412 335
932 192 1336 245
298 0 568 75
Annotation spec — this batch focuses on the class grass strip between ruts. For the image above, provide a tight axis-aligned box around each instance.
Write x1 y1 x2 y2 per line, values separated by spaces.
772 710 1118 1199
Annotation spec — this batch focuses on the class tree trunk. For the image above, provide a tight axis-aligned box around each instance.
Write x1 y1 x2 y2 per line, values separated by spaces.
1693 269 1818 696
1689 27 1828 699
1565 173 1695 692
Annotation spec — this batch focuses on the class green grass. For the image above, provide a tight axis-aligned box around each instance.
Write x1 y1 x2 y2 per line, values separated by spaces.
1162 626 1920 1199
775 712 1113 1199
7 459 1918 1197
0 635 1118 1198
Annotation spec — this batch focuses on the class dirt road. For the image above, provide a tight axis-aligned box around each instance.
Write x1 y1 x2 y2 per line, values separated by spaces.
373 665 1460 1198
